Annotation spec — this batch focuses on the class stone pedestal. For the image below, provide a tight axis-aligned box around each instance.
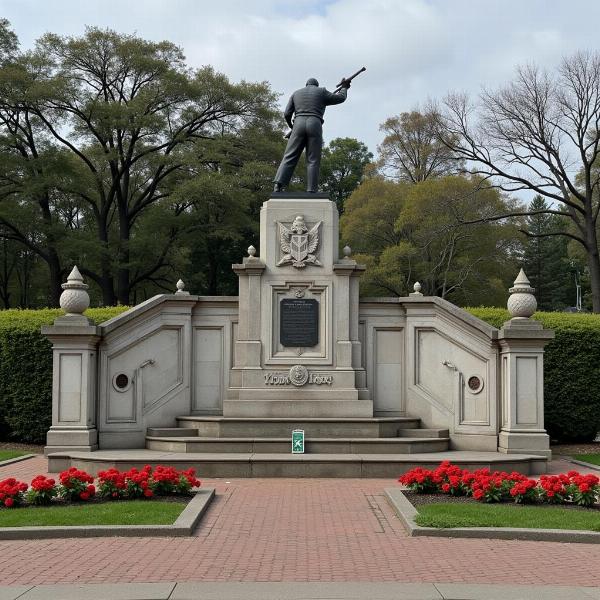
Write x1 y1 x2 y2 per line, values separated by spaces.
498 318 554 458
228 194 371 417
42 320 100 455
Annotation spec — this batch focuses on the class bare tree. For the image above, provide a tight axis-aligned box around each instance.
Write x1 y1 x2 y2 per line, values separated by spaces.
438 51 600 311
378 110 458 182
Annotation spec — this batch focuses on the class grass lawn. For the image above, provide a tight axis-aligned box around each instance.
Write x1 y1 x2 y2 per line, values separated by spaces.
0 450 29 462
573 454 600 466
0 500 186 527
415 503 600 531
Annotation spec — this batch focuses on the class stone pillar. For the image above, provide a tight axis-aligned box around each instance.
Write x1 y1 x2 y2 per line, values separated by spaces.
498 269 554 458
232 246 265 370
226 194 372 417
42 267 101 455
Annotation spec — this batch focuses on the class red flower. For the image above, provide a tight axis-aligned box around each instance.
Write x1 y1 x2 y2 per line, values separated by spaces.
4 497 13 508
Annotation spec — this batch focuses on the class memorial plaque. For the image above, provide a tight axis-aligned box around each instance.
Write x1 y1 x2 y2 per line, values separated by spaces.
280 298 319 347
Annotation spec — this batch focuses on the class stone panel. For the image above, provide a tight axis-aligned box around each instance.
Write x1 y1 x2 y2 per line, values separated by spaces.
106 326 183 424
516 356 538 425
193 328 223 413
414 327 490 428
373 329 403 413
58 354 82 422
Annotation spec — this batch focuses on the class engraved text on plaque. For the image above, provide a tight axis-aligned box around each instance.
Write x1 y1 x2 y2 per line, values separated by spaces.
280 299 319 347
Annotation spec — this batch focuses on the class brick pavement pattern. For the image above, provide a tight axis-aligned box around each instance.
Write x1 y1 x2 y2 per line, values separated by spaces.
0 455 600 586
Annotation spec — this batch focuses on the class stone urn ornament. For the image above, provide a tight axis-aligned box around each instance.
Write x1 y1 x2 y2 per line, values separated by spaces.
507 268 537 319
59 266 90 316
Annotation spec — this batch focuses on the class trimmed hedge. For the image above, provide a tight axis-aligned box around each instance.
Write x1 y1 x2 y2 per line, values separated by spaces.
0 308 128 444
0 306 599 444
467 308 600 442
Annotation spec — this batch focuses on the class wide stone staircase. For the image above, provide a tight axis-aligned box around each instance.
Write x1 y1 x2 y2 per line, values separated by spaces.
146 416 450 455
47 415 548 477
133 415 545 477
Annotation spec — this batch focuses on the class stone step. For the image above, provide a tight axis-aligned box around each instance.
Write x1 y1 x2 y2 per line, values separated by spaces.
223 399 373 418
147 428 199 437
174 416 421 438
47 449 548 478
145 436 450 454
396 428 449 438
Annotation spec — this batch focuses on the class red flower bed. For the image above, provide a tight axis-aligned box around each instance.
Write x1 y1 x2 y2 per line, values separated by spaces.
59 467 96 501
152 465 201 495
124 465 154 498
27 475 57 506
0 477 28 508
399 461 600 507
97 468 127 499
0 464 202 509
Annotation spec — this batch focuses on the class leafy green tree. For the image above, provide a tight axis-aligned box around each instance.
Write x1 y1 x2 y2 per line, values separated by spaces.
17 27 277 305
378 110 458 182
0 47 75 305
0 18 17 63
174 119 284 295
522 196 575 311
341 175 520 305
320 137 372 213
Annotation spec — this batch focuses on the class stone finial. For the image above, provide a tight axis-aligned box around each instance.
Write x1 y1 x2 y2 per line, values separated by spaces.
507 268 537 319
410 281 423 297
175 279 190 296
248 245 256 257
343 245 352 258
59 266 90 315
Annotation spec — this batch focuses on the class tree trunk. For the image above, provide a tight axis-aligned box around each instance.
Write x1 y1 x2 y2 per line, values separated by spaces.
98 214 116 306
206 239 219 295
117 207 130 306
0 239 11 308
46 249 62 307
585 219 600 312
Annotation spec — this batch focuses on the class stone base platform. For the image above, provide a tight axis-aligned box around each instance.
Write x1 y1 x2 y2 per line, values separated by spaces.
47 449 547 478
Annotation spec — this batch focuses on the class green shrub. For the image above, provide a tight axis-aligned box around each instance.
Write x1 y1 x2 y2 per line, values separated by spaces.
0 308 128 444
468 308 600 442
1 305 599 445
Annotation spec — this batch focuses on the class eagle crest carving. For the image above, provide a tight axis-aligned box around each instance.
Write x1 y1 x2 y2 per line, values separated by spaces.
276 215 322 268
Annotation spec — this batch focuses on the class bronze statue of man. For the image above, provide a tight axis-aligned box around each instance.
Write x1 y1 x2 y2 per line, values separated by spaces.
273 77 350 193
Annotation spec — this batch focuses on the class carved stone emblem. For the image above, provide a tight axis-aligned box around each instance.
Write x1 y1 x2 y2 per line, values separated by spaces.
277 215 322 268
288 364 309 387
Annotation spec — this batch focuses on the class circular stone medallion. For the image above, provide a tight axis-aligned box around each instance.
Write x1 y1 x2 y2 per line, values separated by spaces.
467 375 484 394
289 365 309 387
112 372 132 392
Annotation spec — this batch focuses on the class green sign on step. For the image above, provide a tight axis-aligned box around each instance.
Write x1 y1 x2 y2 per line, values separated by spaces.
292 429 304 454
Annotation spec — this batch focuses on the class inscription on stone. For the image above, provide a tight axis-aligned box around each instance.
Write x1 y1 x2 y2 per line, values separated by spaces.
264 372 333 386
280 298 319 347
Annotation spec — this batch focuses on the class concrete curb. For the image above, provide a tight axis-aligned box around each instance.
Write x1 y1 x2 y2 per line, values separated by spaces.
1 581 600 600
0 488 215 540
384 487 600 544
0 453 37 468
567 457 600 472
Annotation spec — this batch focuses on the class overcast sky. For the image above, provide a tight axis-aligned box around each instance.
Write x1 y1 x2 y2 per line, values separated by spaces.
1 0 599 164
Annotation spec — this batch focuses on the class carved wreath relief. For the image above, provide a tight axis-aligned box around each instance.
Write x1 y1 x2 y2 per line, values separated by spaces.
277 215 322 268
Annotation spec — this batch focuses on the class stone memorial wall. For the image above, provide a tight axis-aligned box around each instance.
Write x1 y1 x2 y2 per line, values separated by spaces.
41 194 554 459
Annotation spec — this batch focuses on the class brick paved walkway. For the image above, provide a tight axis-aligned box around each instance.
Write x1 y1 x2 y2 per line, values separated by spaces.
0 455 599 586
